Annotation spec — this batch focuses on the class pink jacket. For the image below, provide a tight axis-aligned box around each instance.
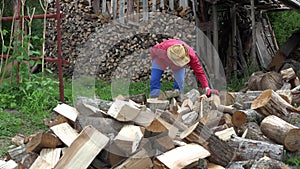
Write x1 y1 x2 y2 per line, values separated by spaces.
150 39 209 89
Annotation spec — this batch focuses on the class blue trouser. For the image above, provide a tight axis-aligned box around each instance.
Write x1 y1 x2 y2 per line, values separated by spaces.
150 60 185 97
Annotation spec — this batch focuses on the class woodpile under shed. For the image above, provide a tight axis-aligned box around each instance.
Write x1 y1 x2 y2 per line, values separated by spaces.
43 0 300 82
1 67 300 169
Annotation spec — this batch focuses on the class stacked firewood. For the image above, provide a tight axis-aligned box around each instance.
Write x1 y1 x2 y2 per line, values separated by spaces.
1 68 300 169
45 0 194 78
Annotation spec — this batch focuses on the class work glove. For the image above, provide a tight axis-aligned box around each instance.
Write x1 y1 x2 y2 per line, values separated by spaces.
205 87 219 97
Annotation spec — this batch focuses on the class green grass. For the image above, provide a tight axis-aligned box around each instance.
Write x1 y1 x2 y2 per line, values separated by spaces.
0 73 175 157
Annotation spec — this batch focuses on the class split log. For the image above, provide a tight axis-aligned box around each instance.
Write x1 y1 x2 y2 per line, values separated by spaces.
181 98 194 111
156 109 188 132
239 122 271 142
222 91 262 109
181 111 198 126
145 118 168 134
40 148 62 168
249 156 290 169
228 135 284 161
260 115 300 151
114 149 153 169
281 67 297 81
156 144 210 169
53 103 79 122
50 122 79 147
215 127 237 141
169 98 179 113
251 89 299 118
20 152 38 169
6 144 26 163
25 132 62 153
184 89 200 103
132 107 156 127
98 142 127 167
224 113 234 128
29 156 52 169
216 104 237 115
158 89 180 100
54 126 110 169
76 97 113 112
11 134 25 146
180 122 235 166
200 110 226 129
76 114 123 135
75 103 105 116
46 115 70 128
146 98 169 112
114 125 144 156
232 109 264 127
0 160 18 169
107 99 141 121
125 93 147 104
152 135 175 153
207 163 226 169
276 89 292 104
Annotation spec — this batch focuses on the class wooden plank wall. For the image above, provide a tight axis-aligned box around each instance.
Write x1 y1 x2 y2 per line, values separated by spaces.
99 0 189 23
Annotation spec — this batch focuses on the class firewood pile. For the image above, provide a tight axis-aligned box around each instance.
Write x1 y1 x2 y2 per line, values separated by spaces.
1 67 300 169
45 0 194 79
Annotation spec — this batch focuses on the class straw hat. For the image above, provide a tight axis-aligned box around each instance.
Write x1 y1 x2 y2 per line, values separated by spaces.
167 44 190 67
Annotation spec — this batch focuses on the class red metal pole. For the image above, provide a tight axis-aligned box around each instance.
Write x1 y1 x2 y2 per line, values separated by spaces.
1 14 65 21
0 55 69 64
56 0 65 102
16 0 22 83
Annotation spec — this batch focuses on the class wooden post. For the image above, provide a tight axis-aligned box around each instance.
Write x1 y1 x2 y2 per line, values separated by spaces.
169 0 174 10
250 0 256 66
127 0 134 21
143 0 148 22
112 0 117 20
102 0 107 16
119 0 125 23
152 0 156 11
212 4 218 53
160 0 164 9
232 4 237 77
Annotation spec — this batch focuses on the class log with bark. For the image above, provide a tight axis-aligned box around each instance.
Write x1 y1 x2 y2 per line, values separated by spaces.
247 71 283 91
228 135 284 161
251 89 300 118
260 115 300 151
232 109 264 127
180 122 235 166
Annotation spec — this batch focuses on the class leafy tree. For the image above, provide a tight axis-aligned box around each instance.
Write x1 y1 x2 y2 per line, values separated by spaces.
268 10 300 46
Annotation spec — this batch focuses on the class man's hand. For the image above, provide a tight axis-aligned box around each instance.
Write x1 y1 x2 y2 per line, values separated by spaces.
205 87 219 97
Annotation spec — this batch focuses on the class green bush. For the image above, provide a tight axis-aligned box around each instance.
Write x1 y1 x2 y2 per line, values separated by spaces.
268 10 300 46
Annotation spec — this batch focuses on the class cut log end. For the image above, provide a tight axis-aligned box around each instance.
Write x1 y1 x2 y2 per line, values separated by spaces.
250 89 272 110
284 128 300 152
232 111 247 127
